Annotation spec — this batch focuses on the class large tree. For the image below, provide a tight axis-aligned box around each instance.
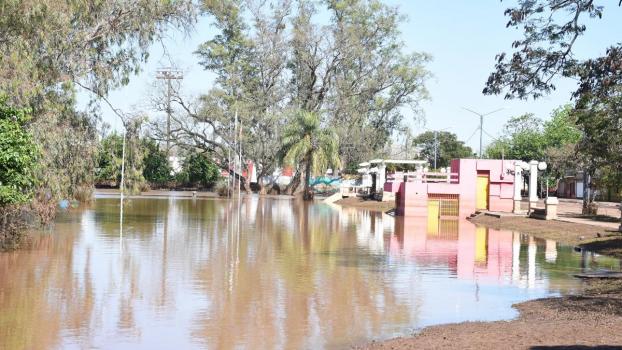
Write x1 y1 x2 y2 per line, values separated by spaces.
483 0 621 212
411 131 473 169
156 0 430 195
150 0 289 193
0 0 196 220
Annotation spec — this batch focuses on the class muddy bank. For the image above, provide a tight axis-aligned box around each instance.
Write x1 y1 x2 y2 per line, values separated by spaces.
334 197 395 212
470 215 622 258
360 282 622 349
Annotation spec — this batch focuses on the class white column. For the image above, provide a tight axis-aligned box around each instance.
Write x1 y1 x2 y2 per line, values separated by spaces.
513 163 523 213
377 163 386 192
545 239 557 263
512 232 520 284
528 236 536 289
415 164 423 183
529 160 539 204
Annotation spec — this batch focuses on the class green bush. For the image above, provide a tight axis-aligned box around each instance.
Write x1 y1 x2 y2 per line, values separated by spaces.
142 139 172 186
0 98 39 205
95 133 123 185
180 153 221 188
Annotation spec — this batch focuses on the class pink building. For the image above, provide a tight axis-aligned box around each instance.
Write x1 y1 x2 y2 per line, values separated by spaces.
387 159 518 217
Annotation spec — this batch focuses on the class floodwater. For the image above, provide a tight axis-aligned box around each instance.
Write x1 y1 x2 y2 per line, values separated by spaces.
0 197 620 350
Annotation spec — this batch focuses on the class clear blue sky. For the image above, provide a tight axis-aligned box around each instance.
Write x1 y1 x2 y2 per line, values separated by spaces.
79 1 622 153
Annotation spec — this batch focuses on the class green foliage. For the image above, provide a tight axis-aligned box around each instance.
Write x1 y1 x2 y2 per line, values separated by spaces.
0 0 196 104
96 133 124 185
486 107 584 185
31 87 98 204
179 153 221 188
0 98 38 205
412 131 473 169
485 112 570 161
142 139 172 186
575 90 622 187
96 123 148 194
543 105 581 147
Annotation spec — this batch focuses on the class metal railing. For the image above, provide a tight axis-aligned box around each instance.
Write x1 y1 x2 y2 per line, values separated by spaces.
387 172 460 184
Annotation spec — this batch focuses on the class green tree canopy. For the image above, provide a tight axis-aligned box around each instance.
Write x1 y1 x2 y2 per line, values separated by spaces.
179 153 221 188
485 107 583 183
485 114 545 162
411 131 473 169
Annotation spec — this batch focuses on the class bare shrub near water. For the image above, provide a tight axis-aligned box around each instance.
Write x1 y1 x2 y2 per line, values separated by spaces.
0 206 28 250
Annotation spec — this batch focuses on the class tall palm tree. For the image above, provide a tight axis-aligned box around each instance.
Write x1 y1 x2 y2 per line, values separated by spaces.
280 110 341 200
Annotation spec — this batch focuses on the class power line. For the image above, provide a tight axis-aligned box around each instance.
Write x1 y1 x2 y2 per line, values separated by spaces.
156 68 183 156
462 107 504 158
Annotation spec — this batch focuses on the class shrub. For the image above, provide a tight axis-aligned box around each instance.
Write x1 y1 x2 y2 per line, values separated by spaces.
142 139 172 187
181 153 221 188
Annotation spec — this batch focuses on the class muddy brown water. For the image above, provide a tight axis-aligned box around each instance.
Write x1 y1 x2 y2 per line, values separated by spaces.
0 197 620 349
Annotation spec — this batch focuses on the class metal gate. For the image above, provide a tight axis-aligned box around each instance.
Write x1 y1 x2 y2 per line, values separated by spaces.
427 194 459 238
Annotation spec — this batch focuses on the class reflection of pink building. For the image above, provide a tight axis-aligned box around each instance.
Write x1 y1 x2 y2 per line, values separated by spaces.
389 159 517 217
389 217 515 284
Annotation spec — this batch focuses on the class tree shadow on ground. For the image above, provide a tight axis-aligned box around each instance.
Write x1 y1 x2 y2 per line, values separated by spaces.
561 213 621 223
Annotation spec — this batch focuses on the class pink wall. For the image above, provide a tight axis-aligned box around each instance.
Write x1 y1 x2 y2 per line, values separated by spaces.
395 159 518 217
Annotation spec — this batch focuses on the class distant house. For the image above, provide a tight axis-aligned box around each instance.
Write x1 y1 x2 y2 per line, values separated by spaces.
557 173 584 199
557 171 621 202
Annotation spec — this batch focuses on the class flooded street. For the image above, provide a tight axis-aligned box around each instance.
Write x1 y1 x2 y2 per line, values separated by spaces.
0 197 619 349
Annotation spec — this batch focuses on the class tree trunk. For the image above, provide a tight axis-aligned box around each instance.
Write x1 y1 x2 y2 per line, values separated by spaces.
582 168 597 215
303 157 313 201
285 170 302 196
244 175 252 194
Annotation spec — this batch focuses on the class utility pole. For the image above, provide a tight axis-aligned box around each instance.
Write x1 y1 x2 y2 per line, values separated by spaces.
156 68 183 156
433 130 438 169
423 127 449 170
462 107 504 158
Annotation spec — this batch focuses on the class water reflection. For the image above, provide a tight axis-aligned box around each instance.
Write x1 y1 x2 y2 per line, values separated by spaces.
0 198 619 350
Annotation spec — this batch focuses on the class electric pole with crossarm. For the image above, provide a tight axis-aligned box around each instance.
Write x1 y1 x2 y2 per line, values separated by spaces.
156 68 183 155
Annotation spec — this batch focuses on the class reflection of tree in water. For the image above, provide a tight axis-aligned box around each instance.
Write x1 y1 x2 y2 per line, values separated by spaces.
93 198 171 239
0 219 96 350
0 197 426 349
190 198 416 349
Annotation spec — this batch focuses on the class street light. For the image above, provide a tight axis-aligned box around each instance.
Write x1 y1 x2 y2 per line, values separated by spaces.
462 107 504 158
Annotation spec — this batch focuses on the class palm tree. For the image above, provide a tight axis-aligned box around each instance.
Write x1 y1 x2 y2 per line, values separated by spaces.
280 110 341 200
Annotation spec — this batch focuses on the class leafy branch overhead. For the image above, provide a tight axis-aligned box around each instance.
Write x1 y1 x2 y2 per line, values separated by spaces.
484 0 620 100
